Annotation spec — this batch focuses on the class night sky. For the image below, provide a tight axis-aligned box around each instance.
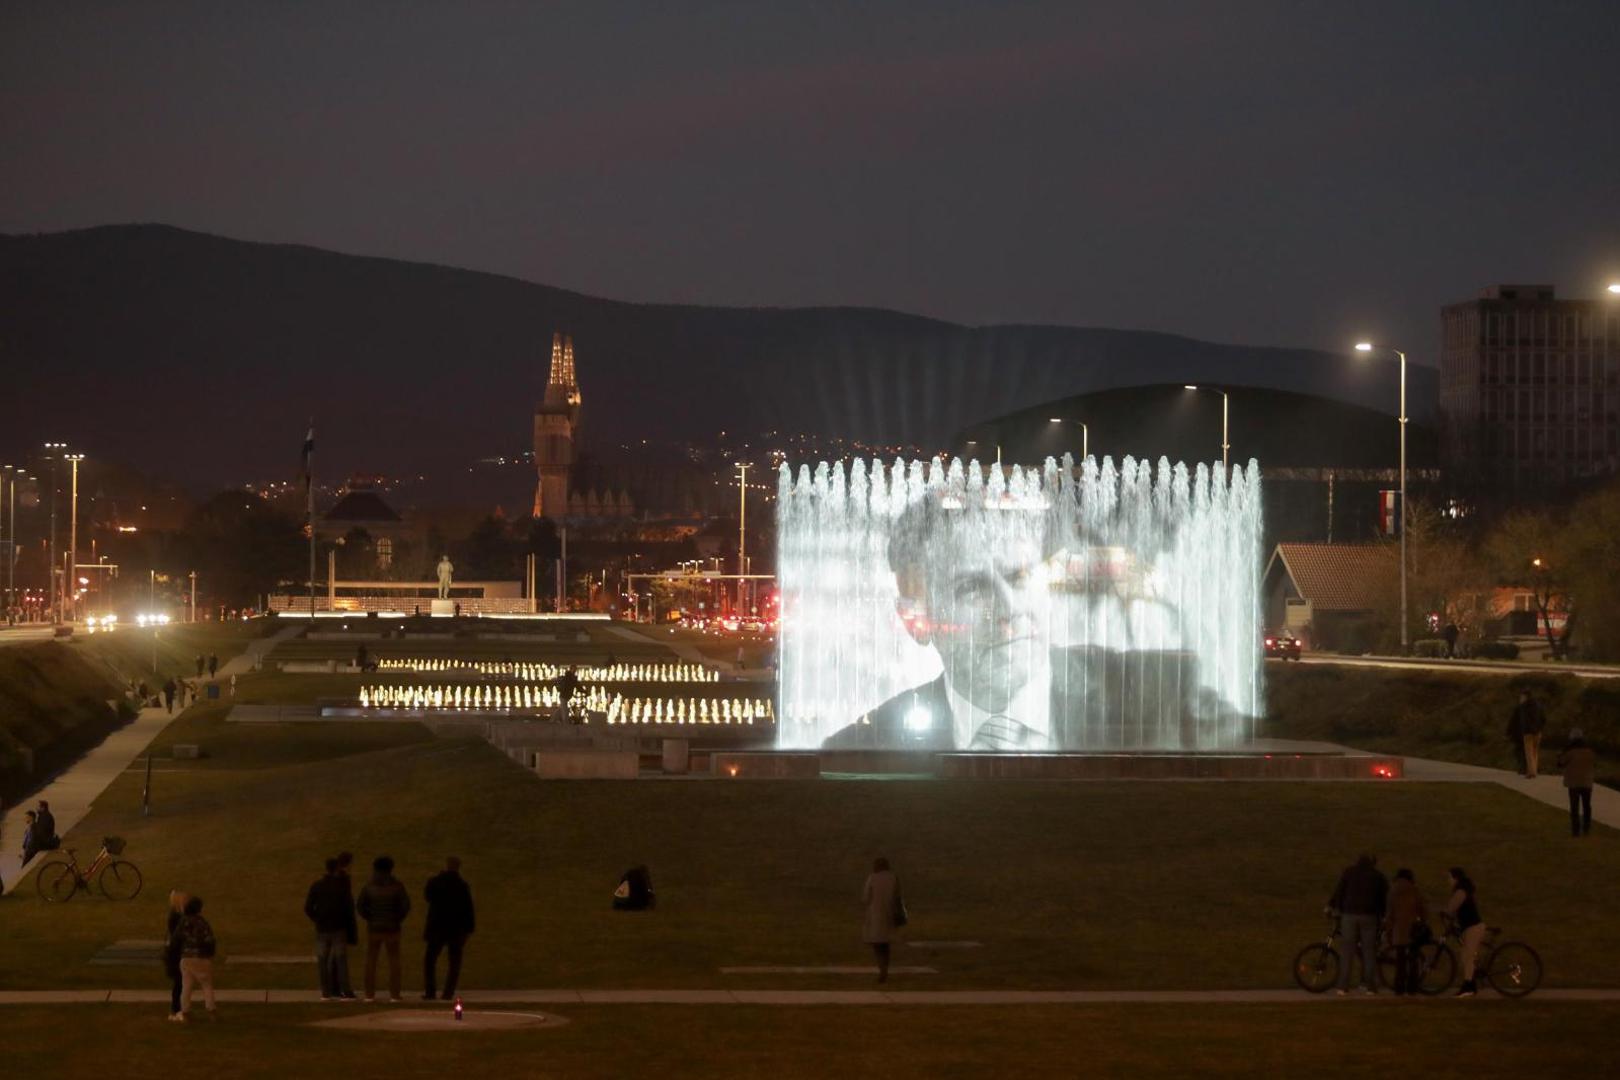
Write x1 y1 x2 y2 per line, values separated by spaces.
4 1 1618 363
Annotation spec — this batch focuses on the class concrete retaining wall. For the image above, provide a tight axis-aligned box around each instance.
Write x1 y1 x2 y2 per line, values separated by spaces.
711 751 822 779
534 750 640 780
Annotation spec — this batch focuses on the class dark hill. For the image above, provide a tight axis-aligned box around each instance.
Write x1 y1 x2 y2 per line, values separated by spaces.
0 225 1434 491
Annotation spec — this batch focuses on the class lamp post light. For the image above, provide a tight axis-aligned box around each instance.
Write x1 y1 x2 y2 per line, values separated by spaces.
65 453 84 624
1608 283 1620 295
1355 342 1408 652
1047 417 1089 461
1182 386 1229 471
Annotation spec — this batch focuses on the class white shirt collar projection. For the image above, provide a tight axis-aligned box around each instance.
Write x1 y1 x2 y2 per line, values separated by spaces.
944 649 1052 751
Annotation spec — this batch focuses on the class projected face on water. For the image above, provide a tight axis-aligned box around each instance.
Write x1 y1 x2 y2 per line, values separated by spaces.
775 456 1262 752
898 518 1049 714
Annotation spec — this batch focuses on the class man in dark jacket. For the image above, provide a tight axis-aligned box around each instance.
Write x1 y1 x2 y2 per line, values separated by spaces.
1512 690 1547 778
356 855 411 1002
304 858 359 1000
1327 853 1388 995
421 857 476 1000
162 677 177 714
34 800 57 850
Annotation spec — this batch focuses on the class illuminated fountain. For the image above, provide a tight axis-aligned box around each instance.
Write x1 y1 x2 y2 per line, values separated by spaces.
357 683 771 725
775 455 1261 751
374 659 716 682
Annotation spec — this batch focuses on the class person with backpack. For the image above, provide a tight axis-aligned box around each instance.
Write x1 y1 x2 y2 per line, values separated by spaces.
356 855 411 1002
171 896 217 1021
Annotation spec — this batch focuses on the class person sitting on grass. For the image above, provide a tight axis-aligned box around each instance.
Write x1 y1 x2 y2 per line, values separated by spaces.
612 865 654 911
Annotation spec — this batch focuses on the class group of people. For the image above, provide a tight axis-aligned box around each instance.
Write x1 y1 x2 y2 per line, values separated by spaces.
302 853 475 1003
1508 690 1599 837
1327 855 1489 997
17 799 58 868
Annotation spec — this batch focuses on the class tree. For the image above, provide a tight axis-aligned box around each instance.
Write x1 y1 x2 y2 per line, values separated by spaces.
1483 508 1574 659
176 491 304 608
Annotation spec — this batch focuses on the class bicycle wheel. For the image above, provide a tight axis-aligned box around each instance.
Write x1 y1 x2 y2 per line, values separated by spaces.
1413 943 1456 995
98 859 143 901
1486 942 1542 998
1293 944 1339 993
36 862 79 902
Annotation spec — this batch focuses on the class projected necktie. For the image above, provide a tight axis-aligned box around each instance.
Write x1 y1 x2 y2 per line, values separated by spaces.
969 715 1035 750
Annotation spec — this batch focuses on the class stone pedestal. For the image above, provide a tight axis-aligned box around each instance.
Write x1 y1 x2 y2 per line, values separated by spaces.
661 739 690 774
429 599 455 617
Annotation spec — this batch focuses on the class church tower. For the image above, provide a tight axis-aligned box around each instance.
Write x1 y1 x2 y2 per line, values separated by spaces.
533 333 582 519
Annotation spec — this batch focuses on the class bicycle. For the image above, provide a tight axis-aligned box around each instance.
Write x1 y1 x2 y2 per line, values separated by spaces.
1423 922 1543 998
1293 918 1374 993
35 837 143 902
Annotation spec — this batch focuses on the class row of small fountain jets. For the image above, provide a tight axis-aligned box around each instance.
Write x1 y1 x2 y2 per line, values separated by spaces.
357 683 774 725
375 660 719 682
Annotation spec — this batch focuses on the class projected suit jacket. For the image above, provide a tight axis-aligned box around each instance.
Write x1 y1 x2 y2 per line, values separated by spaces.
821 646 1233 751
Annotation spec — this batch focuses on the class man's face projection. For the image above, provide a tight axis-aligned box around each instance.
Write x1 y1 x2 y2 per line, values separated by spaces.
908 513 1050 713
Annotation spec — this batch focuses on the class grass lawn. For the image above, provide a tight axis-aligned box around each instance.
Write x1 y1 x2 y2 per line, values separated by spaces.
3 697 1616 994
7 1002 1620 1078
1266 662 1620 787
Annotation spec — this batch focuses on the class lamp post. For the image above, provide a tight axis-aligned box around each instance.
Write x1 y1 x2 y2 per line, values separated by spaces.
1047 417 1089 460
65 453 83 624
736 463 749 616
0 466 17 619
1182 386 1229 471
1355 342 1408 652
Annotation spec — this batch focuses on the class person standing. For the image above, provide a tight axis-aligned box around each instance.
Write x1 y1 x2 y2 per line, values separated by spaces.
862 857 904 983
305 858 359 1001
1445 868 1486 997
357 855 411 1003
1442 623 1459 659
34 800 56 851
332 852 357 998
207 653 219 678
162 677 177 715
421 857 475 1001
172 896 217 1021
1511 690 1546 777
1557 729 1597 838
1383 869 1428 996
194 655 205 678
163 890 189 1020
1327 853 1388 995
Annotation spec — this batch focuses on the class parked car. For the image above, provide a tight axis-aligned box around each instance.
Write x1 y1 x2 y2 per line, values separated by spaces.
1264 630 1302 660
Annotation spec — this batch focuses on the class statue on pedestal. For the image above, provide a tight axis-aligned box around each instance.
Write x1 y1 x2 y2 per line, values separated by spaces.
436 555 454 599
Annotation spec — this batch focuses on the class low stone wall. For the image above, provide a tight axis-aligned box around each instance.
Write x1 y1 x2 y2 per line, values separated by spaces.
533 750 640 780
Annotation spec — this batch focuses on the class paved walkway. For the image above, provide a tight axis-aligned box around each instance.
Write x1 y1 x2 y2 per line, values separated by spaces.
1399 752 1620 830
0 987 1615 1006
0 625 300 895
1296 654 1620 680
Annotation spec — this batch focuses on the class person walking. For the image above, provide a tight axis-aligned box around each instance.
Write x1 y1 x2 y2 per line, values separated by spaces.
1383 869 1429 996
862 857 904 983
163 890 189 1020
421 857 476 1000
194 654 205 678
172 896 217 1021
356 855 411 1003
162 677 177 715
1442 622 1459 659
305 858 359 1000
1511 690 1546 777
1444 868 1486 997
207 653 219 678
1327 853 1388 995
1557 729 1597 838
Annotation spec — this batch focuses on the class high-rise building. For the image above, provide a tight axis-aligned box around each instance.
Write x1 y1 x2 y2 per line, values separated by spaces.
1440 284 1620 488
533 333 581 518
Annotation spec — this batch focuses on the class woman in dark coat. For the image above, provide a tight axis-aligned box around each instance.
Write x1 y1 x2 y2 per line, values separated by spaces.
1383 869 1428 995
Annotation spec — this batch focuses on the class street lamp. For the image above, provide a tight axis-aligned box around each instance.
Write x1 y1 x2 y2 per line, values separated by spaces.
1355 341 1409 652
1608 283 1620 295
1182 386 1229 471
0 466 21 620
65 452 84 624
1047 417 1089 460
